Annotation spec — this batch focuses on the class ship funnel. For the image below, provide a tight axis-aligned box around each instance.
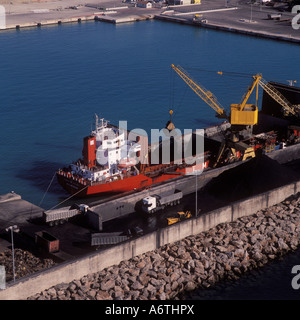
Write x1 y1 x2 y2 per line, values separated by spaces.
82 136 96 168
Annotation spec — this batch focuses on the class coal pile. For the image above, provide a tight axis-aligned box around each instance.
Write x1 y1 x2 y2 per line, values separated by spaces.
203 155 300 203
0 248 56 282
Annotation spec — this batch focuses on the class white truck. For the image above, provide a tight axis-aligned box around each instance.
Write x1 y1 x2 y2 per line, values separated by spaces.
141 190 183 214
43 204 89 226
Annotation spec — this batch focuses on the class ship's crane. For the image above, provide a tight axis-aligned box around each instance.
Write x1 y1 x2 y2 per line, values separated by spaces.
171 64 261 167
171 64 300 123
171 64 260 127
230 73 261 126
171 64 300 166
170 64 227 121
257 78 300 118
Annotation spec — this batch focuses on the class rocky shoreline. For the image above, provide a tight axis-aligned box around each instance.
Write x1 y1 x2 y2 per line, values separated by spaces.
27 193 300 300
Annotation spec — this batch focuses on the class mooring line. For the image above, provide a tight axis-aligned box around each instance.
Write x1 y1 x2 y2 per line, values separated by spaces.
47 185 89 211
38 172 56 207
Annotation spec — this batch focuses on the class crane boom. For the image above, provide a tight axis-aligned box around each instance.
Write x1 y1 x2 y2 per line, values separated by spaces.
171 64 227 119
257 78 299 117
239 74 262 110
172 64 300 125
171 64 258 126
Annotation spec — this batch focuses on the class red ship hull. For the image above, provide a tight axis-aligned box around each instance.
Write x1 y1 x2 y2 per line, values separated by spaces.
56 161 208 198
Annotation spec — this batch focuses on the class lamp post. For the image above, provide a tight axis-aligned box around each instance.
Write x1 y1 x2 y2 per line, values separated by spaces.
195 170 198 217
5 225 19 283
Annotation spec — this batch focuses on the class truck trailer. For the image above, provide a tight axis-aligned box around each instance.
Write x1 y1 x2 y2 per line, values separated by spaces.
43 204 89 226
141 190 183 214
91 232 129 246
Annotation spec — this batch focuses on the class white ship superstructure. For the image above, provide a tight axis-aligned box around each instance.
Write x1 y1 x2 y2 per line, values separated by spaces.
68 115 141 183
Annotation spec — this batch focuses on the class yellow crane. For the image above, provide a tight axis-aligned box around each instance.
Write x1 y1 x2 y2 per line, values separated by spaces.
171 64 300 124
171 64 300 166
230 73 261 126
171 64 227 121
257 78 300 118
171 64 259 126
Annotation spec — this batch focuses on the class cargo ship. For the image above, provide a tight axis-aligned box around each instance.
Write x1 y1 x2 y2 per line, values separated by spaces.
55 112 295 198
56 69 300 198
56 115 211 197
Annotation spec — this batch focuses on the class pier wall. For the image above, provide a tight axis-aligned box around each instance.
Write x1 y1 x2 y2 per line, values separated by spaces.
8 15 97 30
1 179 299 300
3 13 154 31
154 15 300 44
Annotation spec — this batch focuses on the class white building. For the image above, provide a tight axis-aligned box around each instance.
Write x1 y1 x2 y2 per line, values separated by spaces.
137 1 153 8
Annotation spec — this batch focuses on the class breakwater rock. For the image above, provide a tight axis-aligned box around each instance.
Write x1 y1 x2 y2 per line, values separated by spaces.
28 194 300 300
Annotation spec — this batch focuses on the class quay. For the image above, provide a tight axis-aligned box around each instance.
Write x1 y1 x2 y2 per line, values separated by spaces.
1 166 300 299
156 4 300 44
1 0 300 43
1 121 300 298
1 140 300 256
2 0 163 29
0 192 42 230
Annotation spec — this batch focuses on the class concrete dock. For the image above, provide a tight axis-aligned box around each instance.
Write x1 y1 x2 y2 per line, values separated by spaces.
156 0 300 43
0 192 43 231
1 0 299 43
1 0 163 29
0 192 94 258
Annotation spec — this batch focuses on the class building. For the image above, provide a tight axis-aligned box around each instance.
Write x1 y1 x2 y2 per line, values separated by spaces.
137 1 153 8
168 0 192 5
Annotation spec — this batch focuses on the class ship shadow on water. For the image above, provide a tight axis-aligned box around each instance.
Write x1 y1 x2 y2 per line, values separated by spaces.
34 141 79 151
15 160 110 209
16 160 66 197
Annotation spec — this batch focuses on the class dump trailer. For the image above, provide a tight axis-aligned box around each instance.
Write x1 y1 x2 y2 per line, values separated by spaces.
35 231 59 253
91 232 129 246
43 204 89 226
142 190 183 214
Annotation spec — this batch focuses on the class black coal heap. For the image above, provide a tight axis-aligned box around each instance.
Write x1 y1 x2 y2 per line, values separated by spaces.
203 155 299 203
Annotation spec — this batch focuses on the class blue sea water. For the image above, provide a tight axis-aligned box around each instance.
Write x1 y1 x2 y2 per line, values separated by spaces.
0 20 300 210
